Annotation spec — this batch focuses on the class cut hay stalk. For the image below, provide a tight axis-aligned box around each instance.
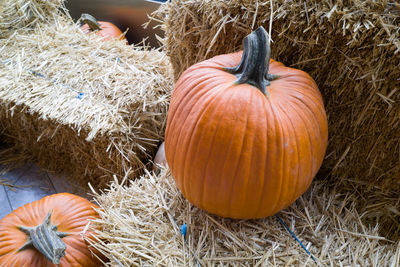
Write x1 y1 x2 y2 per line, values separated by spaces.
0 0 174 189
88 168 399 266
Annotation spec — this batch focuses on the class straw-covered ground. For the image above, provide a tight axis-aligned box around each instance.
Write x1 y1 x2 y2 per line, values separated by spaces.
0 0 174 188
87 168 399 266
154 0 400 192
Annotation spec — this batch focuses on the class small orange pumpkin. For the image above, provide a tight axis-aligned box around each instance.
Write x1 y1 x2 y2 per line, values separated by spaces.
80 13 125 41
165 27 328 219
0 193 104 266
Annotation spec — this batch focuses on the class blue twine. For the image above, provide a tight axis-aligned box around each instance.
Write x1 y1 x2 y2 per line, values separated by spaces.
177 223 201 267
30 70 45 78
29 69 85 99
275 215 317 263
1 60 85 100
180 223 187 238
76 92 85 99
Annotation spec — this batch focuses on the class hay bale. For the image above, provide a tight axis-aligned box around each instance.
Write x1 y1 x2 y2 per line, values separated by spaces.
0 0 174 188
154 0 400 191
0 0 66 37
87 169 399 266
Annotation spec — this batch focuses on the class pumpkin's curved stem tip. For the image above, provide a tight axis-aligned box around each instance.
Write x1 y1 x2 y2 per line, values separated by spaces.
80 13 102 32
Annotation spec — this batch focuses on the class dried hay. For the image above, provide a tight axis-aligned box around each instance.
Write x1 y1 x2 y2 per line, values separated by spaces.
0 0 66 37
87 168 400 266
154 0 400 191
0 0 174 188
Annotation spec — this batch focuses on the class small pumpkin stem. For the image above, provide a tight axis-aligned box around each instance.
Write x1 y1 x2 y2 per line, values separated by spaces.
225 26 278 96
81 13 102 32
18 211 68 264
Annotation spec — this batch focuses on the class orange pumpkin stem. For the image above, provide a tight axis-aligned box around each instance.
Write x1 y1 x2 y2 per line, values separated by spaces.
18 211 68 264
81 13 102 32
225 26 278 96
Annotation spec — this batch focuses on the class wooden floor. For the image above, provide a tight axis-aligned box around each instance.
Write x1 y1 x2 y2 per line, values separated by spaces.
0 163 88 219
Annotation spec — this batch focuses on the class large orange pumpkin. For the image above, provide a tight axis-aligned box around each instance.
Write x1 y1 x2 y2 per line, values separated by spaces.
165 27 328 219
80 13 125 41
0 193 104 266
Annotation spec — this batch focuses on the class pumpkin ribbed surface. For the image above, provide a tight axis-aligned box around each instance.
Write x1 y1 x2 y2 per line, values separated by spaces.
165 51 328 219
0 193 102 267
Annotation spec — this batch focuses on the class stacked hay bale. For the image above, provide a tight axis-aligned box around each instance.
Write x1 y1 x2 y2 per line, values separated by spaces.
155 0 400 191
87 169 399 266
0 0 174 188
0 0 66 34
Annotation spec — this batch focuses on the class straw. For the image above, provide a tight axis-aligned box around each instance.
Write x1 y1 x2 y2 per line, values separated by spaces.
87 168 399 266
0 0 174 189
